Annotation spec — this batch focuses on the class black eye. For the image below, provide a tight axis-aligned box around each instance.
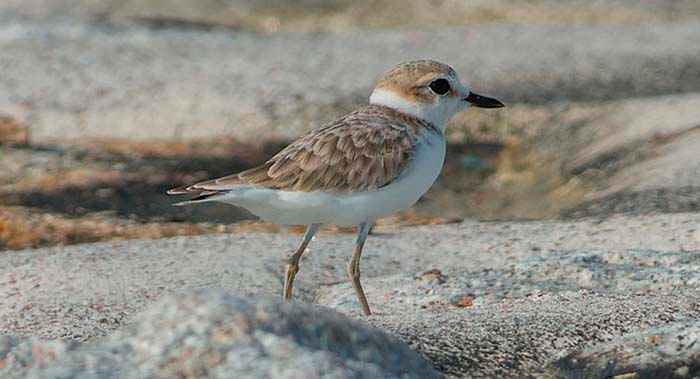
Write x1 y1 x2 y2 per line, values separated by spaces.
428 78 451 95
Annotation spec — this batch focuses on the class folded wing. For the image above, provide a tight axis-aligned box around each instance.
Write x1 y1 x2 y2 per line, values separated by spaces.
167 105 433 199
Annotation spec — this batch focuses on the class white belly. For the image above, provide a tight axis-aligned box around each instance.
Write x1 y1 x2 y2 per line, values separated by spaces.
216 133 446 226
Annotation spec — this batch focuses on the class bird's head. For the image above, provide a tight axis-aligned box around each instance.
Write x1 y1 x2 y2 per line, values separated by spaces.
369 60 504 130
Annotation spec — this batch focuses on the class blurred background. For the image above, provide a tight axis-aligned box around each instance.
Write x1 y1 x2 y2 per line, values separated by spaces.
2 0 700 250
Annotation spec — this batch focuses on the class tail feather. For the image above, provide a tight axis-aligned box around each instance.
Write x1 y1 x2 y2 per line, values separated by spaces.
171 190 229 206
167 171 247 206
167 185 194 195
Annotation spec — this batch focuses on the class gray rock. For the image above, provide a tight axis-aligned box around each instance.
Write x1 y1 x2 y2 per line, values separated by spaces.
0 335 80 379
564 94 700 177
533 93 700 217
555 321 700 378
2 0 700 28
316 246 700 377
372 291 700 378
2 20 700 143
0 291 441 379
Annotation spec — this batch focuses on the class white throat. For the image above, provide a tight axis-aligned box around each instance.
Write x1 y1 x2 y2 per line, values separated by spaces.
369 89 453 131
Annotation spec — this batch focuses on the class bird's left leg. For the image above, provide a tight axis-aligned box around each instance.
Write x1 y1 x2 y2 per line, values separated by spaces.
283 223 320 301
348 222 373 316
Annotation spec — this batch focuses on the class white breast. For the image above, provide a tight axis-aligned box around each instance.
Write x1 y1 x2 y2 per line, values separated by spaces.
216 132 446 226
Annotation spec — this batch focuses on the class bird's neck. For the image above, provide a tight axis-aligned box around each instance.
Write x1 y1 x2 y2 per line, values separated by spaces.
369 89 448 131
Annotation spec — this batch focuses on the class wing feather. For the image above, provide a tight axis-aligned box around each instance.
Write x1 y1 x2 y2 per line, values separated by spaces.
167 105 439 196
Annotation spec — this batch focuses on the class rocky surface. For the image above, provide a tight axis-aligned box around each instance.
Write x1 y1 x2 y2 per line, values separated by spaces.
0 291 440 378
556 321 700 378
375 291 699 378
3 0 700 33
2 213 699 377
537 93 700 217
2 20 700 143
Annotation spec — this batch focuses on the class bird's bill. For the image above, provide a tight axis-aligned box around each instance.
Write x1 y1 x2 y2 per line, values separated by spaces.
464 92 505 108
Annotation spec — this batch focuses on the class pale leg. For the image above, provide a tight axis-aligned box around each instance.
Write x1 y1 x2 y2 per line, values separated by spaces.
348 222 373 316
283 223 320 301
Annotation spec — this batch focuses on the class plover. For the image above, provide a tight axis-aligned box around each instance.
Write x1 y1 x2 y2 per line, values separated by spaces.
167 60 503 315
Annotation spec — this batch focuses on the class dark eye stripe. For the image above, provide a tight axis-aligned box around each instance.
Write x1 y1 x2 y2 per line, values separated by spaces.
428 78 450 95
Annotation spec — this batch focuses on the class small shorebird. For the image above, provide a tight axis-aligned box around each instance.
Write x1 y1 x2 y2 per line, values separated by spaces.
167 60 503 315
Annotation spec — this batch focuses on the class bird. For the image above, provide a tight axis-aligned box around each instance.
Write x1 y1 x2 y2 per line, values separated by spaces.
167 60 504 316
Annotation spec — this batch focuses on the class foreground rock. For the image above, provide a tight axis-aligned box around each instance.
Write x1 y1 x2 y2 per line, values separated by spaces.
2 213 699 377
0 291 440 378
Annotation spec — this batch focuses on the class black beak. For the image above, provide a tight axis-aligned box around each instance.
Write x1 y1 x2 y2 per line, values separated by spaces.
464 92 505 108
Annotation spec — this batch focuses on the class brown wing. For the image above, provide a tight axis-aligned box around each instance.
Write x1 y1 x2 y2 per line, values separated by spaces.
168 105 435 197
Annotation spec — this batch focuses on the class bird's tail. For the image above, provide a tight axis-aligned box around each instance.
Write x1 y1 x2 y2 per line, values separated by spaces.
169 189 230 206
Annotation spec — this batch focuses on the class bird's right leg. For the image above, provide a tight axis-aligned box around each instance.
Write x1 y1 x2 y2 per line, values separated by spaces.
348 222 373 316
283 223 320 301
